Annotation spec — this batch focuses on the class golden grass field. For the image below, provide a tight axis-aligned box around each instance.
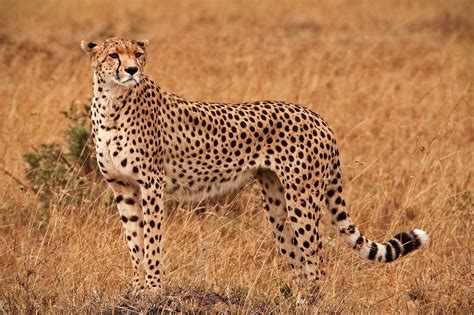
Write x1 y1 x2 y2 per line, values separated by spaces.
0 0 472 313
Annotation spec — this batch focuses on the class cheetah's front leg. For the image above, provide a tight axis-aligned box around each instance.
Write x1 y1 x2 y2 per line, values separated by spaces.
139 176 166 292
109 181 145 292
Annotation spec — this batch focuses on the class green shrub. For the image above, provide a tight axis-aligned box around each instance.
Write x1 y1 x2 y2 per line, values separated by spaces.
23 100 102 206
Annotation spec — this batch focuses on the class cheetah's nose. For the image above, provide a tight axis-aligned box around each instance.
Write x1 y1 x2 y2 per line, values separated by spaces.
125 67 138 75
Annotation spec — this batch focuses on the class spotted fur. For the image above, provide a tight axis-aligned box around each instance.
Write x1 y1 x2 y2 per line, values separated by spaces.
81 38 429 296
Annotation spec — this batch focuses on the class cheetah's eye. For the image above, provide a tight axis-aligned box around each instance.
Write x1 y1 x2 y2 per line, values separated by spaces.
109 53 119 59
135 52 143 58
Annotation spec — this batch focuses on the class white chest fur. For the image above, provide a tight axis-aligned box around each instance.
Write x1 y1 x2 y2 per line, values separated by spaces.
92 93 131 179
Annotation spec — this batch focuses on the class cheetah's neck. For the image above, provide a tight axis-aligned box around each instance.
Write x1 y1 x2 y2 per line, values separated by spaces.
90 73 139 131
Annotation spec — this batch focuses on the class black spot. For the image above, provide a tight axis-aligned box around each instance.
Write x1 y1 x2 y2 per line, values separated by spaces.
115 195 124 203
336 212 347 221
125 198 135 205
347 225 356 234
133 166 139 173
121 158 127 167
129 215 139 222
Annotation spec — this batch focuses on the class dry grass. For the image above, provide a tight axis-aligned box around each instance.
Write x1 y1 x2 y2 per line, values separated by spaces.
0 0 472 313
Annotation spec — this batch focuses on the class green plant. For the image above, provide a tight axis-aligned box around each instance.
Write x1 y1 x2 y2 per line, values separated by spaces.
62 101 96 173
23 100 101 206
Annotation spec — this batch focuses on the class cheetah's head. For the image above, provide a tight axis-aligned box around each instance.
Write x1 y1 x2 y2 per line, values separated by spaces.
81 37 149 87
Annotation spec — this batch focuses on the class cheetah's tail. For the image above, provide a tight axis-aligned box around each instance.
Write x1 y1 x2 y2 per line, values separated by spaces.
325 173 429 263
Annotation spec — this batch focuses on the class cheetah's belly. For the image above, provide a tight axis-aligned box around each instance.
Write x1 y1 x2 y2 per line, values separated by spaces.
163 164 257 202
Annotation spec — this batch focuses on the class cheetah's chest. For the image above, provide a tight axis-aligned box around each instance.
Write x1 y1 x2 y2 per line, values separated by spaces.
94 129 132 179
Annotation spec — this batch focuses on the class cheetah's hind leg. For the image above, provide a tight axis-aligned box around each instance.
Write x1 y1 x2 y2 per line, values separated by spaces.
257 169 323 305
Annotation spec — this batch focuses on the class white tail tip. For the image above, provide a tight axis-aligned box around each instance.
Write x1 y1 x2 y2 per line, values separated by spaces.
413 229 430 245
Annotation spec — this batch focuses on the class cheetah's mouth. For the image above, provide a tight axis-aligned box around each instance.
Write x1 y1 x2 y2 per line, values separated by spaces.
115 75 139 86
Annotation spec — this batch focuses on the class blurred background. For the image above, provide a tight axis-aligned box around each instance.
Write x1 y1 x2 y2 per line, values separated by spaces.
0 0 472 313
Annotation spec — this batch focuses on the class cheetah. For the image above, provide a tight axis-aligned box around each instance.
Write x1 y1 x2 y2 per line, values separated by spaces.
81 37 429 300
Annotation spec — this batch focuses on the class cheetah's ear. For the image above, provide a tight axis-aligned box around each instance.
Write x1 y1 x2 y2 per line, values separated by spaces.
80 40 98 55
137 39 149 48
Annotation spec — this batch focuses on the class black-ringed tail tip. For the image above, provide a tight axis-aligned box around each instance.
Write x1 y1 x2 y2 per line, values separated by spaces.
345 228 430 263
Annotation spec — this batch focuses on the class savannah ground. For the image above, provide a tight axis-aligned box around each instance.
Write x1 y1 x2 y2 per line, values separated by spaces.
0 0 472 313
